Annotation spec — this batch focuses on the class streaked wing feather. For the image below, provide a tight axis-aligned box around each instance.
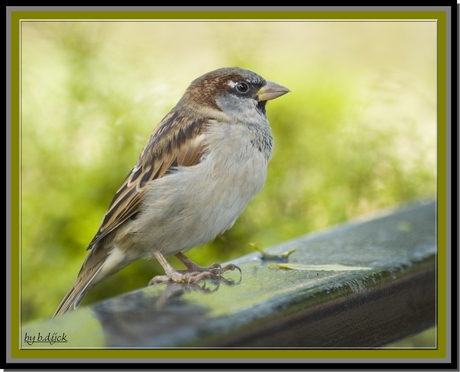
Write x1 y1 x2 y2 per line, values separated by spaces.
87 113 208 250
177 138 205 166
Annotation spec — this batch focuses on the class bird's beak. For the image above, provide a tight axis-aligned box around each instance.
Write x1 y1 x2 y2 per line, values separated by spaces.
257 81 290 101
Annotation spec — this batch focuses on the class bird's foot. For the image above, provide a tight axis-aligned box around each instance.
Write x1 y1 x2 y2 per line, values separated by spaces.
149 270 212 285
149 252 241 285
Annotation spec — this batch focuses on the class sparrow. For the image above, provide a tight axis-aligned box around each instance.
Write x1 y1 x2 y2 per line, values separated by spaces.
53 67 289 317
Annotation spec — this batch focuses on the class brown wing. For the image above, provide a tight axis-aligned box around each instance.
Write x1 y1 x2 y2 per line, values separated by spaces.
87 111 208 250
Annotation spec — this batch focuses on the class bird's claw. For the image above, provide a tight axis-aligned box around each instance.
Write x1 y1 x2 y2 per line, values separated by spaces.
148 263 241 286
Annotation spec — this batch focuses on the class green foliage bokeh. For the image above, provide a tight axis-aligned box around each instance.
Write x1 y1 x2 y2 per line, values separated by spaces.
20 21 436 322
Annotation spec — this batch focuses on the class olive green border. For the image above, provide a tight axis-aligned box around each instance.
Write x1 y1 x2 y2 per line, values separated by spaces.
8 8 450 362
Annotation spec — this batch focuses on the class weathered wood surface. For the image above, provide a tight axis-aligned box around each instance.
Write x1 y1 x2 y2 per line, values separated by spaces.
22 200 436 348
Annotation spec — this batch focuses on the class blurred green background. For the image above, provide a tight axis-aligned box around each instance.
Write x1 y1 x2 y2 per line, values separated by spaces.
20 20 436 329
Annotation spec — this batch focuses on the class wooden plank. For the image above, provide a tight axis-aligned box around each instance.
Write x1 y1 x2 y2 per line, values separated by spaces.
22 200 436 348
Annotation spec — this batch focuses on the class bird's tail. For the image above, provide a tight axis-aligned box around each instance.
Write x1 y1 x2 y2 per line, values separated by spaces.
53 246 128 318
53 257 105 318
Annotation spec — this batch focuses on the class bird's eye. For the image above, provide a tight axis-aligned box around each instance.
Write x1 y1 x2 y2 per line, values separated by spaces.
235 82 249 93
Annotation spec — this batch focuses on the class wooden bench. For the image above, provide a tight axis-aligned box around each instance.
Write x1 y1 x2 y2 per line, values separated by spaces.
22 200 436 348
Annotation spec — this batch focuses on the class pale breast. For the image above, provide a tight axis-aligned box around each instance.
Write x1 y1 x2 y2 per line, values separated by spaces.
128 121 273 257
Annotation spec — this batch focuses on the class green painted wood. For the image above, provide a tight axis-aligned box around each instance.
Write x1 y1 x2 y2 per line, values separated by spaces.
22 200 436 348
